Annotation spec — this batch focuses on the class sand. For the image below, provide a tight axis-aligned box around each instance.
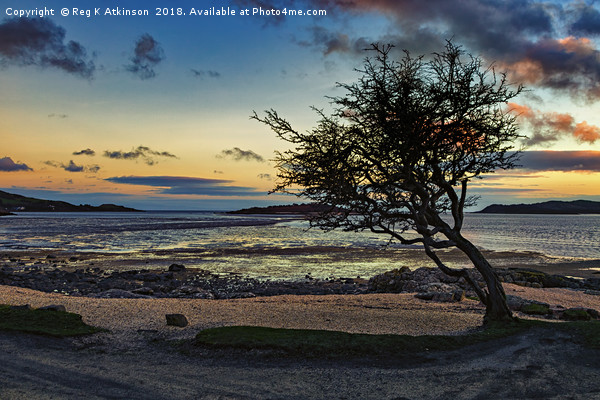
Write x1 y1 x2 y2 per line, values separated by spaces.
0 284 599 399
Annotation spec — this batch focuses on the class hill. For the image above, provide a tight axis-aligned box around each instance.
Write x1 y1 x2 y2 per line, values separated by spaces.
0 190 141 213
228 203 337 215
478 200 600 214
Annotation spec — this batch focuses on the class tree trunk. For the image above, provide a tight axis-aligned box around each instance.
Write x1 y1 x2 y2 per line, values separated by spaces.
450 233 514 324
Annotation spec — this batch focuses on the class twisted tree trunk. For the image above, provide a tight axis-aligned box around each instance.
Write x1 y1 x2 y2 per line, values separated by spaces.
449 233 514 323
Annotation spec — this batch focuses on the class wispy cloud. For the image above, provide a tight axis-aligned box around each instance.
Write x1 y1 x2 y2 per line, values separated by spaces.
105 175 265 196
126 34 164 80
257 173 272 180
217 147 264 162
73 148 96 156
103 146 177 165
43 160 100 173
0 157 32 172
0 18 95 79
191 69 221 78
48 113 68 119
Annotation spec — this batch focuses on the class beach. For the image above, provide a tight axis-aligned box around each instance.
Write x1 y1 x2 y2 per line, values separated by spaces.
1 283 599 399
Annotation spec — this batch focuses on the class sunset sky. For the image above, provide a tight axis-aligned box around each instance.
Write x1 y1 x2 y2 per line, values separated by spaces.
1 0 599 210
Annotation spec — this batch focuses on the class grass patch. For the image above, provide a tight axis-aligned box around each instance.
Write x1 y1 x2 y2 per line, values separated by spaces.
521 303 551 315
0 305 103 337
194 320 600 357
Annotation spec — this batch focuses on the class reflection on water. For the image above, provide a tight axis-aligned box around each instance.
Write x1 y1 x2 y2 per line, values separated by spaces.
0 211 598 279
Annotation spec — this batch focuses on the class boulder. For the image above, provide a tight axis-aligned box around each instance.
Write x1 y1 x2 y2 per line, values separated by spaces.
168 264 186 272
166 313 188 327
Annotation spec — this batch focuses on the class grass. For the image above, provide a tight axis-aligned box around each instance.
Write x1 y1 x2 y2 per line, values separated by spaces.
0 305 103 337
194 320 600 358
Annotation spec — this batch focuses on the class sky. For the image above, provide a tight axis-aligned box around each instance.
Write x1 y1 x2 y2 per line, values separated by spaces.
1 0 599 210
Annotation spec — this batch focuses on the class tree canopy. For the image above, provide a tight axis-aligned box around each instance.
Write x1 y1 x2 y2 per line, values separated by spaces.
253 42 524 322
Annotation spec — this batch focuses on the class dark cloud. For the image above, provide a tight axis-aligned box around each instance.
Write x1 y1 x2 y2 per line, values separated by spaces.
217 147 264 162
257 173 273 180
569 3 600 35
103 146 177 165
0 157 32 172
191 69 221 78
73 148 96 156
62 160 84 172
509 103 600 146
48 113 68 118
518 150 600 172
0 18 95 78
105 175 265 196
126 34 164 80
300 0 600 102
44 160 100 173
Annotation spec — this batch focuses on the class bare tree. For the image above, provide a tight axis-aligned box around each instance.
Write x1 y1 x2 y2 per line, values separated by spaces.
253 42 523 323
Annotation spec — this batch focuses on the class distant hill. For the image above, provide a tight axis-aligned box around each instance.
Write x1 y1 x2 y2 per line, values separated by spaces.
228 203 338 215
0 190 142 213
478 200 600 214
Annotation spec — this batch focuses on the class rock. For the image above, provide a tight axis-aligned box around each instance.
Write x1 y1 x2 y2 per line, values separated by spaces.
414 292 435 301
452 290 466 302
506 295 527 311
132 287 154 296
168 264 186 272
166 313 188 327
432 292 454 302
39 304 66 312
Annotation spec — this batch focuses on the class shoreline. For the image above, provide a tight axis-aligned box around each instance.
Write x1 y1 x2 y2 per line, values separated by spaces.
2 246 599 279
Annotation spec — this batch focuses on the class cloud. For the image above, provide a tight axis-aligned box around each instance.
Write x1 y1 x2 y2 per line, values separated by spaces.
299 1 600 102
569 3 600 36
48 113 68 118
508 102 600 146
191 69 221 78
62 160 84 172
0 156 32 172
105 175 265 196
73 148 96 156
518 150 600 172
126 34 164 80
257 173 273 180
103 145 177 165
43 160 100 173
217 147 265 162
0 18 95 78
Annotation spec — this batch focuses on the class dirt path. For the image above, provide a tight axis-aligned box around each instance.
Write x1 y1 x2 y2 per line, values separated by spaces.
1 328 599 400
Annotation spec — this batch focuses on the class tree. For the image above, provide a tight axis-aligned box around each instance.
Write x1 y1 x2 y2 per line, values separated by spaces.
253 42 523 323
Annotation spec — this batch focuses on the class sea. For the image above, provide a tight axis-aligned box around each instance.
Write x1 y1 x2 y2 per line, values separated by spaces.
0 212 598 279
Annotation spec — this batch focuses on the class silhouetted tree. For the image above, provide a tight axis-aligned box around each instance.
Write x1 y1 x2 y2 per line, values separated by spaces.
253 42 523 323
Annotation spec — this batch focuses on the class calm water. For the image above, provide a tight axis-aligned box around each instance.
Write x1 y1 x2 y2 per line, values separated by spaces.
0 212 598 279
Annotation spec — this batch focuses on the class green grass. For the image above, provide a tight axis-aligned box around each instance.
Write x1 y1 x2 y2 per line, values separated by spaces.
194 320 600 357
0 305 103 337
521 303 551 315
